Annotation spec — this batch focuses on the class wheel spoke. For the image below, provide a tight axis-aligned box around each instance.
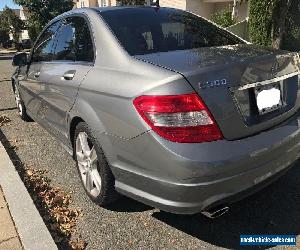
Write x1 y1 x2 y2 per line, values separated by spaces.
85 170 93 192
76 151 85 163
89 146 98 166
91 169 101 192
78 161 88 174
78 133 90 156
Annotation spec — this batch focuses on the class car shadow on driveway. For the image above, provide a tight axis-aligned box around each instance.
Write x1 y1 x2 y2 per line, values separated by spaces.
106 196 152 213
0 107 17 112
0 77 11 83
151 164 300 249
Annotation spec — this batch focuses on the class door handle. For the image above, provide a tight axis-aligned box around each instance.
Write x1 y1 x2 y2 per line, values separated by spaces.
34 72 40 78
62 70 76 80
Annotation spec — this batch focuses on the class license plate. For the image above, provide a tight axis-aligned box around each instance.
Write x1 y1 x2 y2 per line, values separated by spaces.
255 84 282 114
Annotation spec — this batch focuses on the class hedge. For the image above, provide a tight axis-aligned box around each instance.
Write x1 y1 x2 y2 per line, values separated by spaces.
248 0 300 52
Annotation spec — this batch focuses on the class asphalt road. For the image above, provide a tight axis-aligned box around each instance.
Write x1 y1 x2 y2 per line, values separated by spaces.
0 59 299 250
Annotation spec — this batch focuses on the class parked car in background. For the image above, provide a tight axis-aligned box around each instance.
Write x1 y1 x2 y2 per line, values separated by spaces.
20 39 32 50
3 40 13 49
11 6 300 217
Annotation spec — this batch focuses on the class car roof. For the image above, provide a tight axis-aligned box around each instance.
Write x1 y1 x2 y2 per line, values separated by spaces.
49 6 180 26
51 6 164 22
92 6 153 13
92 6 182 14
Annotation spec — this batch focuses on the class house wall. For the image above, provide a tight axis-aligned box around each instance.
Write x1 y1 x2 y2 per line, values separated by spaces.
213 2 231 15
186 0 214 19
236 1 249 20
73 0 248 20
75 0 99 8
159 0 187 10
8 8 29 41
159 0 248 21
98 0 114 6
74 0 117 7
213 1 248 21
110 0 117 6
19 8 29 40
208 1 249 21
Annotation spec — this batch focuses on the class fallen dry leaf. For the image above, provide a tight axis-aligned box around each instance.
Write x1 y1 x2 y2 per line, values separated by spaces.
22 167 86 249
0 115 11 127
69 239 88 250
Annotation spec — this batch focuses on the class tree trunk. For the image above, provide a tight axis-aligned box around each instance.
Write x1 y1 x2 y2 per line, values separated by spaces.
272 0 292 49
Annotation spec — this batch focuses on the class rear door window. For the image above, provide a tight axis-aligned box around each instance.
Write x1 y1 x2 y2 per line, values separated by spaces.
53 16 94 62
100 8 244 55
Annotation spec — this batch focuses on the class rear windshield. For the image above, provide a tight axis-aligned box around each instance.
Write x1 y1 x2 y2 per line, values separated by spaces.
99 7 244 56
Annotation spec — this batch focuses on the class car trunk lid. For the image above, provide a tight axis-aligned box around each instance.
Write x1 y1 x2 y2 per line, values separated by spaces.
135 44 300 140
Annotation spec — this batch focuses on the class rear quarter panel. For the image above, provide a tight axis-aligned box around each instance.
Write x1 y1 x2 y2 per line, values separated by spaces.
71 59 192 139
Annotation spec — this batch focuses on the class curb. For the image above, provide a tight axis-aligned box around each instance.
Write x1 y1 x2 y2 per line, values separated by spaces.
0 141 57 250
0 55 13 60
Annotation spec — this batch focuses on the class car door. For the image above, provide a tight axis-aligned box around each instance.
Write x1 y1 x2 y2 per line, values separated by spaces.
18 20 62 119
37 15 94 142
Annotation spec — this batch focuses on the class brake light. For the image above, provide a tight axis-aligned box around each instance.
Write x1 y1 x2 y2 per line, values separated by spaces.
133 93 223 143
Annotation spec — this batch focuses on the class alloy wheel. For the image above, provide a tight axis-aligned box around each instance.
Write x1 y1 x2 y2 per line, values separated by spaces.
76 132 102 197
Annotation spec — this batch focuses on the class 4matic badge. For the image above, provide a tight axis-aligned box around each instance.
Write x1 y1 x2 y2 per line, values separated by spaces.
198 79 227 89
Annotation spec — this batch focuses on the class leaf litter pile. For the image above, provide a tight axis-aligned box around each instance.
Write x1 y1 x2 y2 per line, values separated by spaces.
23 167 87 249
1 114 86 248
0 115 11 127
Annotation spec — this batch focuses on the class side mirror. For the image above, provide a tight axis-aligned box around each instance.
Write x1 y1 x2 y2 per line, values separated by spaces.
12 52 28 67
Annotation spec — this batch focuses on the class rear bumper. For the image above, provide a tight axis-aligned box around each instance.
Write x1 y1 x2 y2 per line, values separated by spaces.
115 154 297 214
109 112 300 214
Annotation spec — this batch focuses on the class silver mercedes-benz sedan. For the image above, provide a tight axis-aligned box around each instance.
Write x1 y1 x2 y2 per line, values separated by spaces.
11 6 300 216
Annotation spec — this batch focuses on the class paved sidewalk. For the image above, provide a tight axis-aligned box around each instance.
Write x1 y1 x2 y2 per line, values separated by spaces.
0 141 57 250
0 187 22 250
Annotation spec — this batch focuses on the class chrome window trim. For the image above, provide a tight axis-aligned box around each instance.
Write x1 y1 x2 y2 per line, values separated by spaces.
238 71 299 90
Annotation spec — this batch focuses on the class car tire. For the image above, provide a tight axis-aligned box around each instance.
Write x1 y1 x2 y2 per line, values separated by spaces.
13 84 31 122
74 122 119 206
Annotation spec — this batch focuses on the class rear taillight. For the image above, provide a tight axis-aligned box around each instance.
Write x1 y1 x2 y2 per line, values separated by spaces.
133 93 223 143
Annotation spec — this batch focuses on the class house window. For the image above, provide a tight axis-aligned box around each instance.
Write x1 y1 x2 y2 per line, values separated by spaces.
100 0 107 7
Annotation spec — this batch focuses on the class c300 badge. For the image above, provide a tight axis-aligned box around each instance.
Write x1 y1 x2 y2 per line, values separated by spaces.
198 79 227 89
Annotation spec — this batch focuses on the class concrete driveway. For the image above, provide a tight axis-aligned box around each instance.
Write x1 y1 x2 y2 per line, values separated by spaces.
0 59 299 249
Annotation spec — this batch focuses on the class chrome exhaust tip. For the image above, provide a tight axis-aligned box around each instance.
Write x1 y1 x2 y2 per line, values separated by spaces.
201 206 230 219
